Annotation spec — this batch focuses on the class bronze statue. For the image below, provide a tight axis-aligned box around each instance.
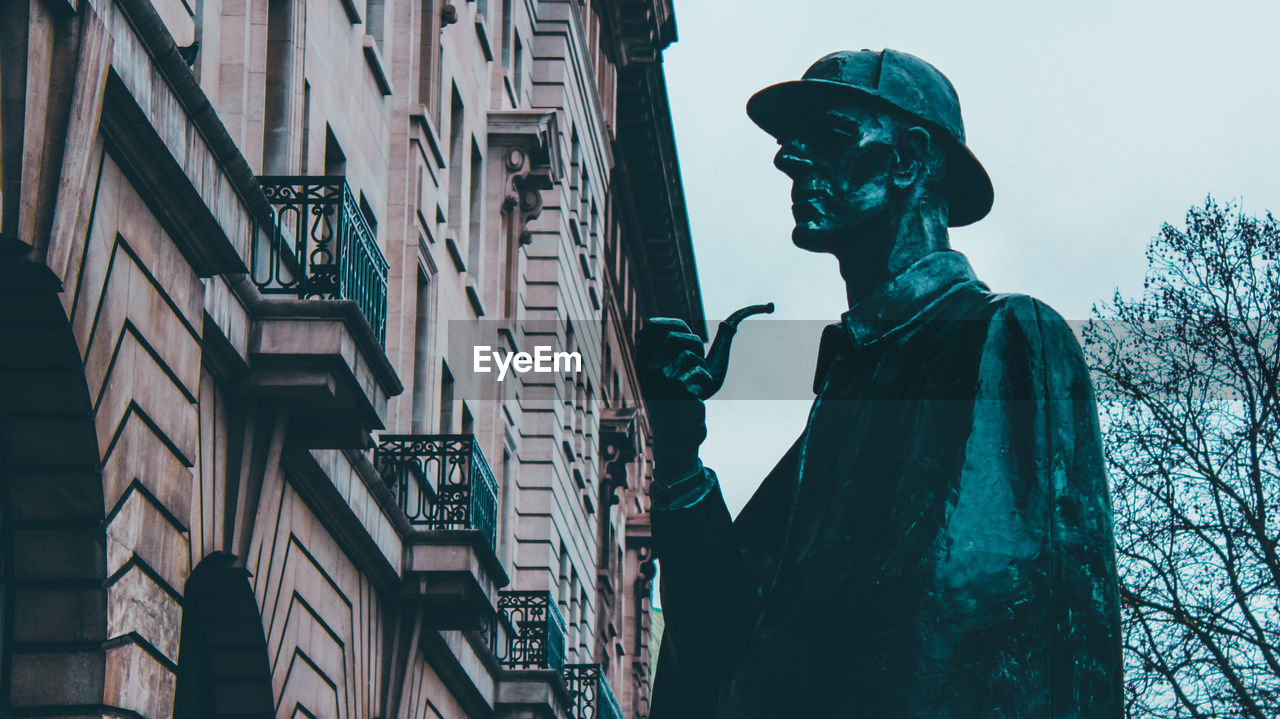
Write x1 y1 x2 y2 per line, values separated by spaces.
639 49 1122 717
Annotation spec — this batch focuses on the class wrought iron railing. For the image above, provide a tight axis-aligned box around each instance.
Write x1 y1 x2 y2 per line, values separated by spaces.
563 663 623 719
254 176 389 345
495 590 566 672
373 434 498 550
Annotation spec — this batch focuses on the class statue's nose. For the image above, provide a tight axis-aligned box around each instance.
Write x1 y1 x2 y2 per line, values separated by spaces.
774 141 814 178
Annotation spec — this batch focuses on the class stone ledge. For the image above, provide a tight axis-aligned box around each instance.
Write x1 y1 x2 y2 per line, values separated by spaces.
362 36 393 96
416 626 500 718
494 669 572 719
243 286 402 447
285 447 403 586
404 529 509 630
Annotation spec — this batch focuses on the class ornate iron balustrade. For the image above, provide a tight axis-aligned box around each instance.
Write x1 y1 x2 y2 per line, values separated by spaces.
254 176 389 345
563 664 623 719
373 434 498 549
495 590 566 671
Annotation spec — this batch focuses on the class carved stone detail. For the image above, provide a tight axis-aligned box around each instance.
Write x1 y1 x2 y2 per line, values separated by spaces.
488 110 559 245
599 406 640 505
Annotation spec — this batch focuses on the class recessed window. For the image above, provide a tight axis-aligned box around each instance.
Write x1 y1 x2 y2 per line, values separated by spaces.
467 138 485 271
411 270 433 432
263 0 297 174
367 0 387 51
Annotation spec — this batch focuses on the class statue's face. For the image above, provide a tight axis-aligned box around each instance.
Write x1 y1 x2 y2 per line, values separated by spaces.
773 104 900 253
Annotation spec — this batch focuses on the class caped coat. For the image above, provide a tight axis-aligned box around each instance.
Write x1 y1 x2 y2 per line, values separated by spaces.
648 251 1122 718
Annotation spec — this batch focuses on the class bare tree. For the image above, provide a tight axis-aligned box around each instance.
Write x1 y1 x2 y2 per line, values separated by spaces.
1084 198 1280 718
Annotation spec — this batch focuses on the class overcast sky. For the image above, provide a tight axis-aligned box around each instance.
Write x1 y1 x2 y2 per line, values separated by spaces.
660 0 1280 515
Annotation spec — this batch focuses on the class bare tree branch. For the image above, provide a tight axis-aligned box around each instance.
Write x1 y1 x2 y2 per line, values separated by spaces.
1086 198 1280 718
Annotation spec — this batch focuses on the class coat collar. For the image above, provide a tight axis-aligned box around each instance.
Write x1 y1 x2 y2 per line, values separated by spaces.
841 250 981 346
813 250 984 393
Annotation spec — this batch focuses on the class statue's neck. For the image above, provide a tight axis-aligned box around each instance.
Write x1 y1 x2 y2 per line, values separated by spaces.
838 206 950 308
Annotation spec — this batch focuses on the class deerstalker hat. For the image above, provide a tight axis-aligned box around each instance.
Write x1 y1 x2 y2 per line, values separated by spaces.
747 49 994 227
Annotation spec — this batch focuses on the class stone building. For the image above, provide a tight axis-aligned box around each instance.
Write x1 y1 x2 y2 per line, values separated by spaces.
0 0 702 715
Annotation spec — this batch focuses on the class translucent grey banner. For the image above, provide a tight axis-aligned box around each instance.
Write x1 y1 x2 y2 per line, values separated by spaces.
437 318 1270 402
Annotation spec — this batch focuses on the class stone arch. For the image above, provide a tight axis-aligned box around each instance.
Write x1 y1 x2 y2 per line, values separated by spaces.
172 552 275 719
0 257 108 713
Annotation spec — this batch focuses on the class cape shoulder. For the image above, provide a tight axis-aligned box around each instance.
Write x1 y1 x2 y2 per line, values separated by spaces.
973 292 1094 402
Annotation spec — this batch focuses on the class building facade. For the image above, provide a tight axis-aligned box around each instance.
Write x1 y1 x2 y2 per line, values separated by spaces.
0 0 702 715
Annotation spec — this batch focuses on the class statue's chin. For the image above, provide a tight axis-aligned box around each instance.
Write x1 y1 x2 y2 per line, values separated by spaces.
791 225 841 254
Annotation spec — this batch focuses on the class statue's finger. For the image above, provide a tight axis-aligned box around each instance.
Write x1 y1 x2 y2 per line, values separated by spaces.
661 350 708 386
642 335 706 378
655 331 706 360
680 366 716 398
637 319 694 367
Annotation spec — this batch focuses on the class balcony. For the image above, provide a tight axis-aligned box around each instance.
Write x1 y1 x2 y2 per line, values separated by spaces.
491 590 572 719
375 434 499 546
236 175 400 443
563 664 623 719
255 176 389 345
379 434 506 629
495 590 567 672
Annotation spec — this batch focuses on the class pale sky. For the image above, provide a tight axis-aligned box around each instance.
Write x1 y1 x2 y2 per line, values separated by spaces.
662 0 1280 514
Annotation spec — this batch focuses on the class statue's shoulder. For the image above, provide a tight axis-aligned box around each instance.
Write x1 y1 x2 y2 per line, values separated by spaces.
925 283 1071 332
972 293 1090 379
976 291 1073 331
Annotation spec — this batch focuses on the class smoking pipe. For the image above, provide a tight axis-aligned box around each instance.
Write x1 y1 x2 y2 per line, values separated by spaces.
695 302 775 399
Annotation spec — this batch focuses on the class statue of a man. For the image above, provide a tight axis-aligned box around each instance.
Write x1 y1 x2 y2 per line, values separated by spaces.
639 50 1122 717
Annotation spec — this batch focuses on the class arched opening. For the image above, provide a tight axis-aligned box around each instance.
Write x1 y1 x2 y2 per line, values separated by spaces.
173 553 274 719
0 256 107 713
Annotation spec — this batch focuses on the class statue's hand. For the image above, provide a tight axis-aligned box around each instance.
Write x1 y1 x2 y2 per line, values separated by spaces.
636 318 710 483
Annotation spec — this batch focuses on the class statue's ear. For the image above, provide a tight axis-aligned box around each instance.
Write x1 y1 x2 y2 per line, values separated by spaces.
891 126 932 189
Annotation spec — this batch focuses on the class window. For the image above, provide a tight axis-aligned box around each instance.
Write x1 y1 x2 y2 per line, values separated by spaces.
418 0 441 113
513 33 525 100
500 0 513 66
569 569 581 657
411 270 432 431
589 200 599 258
460 403 474 437
447 86 465 250
324 126 346 176
498 448 515 565
299 81 311 171
359 192 378 239
367 0 387 52
578 585 589 657
558 540 570 609
263 0 297 173
597 479 614 569
416 164 427 231
570 129 581 190
587 3 599 69
435 23 448 127
501 205 519 317
467 137 485 271
439 362 455 433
